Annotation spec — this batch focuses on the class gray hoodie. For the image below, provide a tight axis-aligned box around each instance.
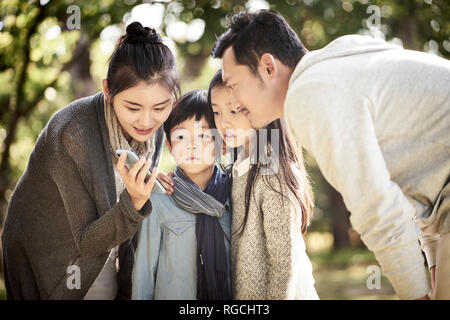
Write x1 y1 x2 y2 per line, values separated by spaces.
285 34 450 299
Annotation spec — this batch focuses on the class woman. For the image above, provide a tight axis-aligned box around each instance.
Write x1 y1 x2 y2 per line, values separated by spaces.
1 22 179 300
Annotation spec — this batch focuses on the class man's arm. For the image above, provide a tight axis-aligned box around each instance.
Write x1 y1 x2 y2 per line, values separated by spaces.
285 82 430 299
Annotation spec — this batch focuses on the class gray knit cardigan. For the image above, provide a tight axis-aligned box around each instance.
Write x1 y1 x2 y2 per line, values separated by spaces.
1 92 164 299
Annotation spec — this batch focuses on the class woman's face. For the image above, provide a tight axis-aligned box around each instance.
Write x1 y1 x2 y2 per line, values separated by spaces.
211 86 254 149
108 81 174 143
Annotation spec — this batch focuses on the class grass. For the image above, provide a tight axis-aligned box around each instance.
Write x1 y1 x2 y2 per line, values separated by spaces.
0 245 399 300
0 277 5 300
0 231 424 300
305 232 434 300
305 232 397 300
309 249 397 300
0 251 397 300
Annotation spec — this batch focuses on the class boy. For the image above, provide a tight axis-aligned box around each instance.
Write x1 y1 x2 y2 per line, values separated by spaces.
132 90 232 300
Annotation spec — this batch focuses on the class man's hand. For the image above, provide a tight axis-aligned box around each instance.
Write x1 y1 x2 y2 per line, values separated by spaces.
430 266 436 289
430 265 436 299
414 266 435 299
415 265 434 300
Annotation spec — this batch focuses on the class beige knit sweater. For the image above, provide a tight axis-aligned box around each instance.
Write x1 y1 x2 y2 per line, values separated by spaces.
230 156 319 300
285 35 450 299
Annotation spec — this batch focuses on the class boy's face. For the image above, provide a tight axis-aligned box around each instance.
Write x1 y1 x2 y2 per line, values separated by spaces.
211 86 254 149
168 116 216 175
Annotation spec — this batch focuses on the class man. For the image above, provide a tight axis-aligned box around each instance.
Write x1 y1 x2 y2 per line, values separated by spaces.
212 9 449 300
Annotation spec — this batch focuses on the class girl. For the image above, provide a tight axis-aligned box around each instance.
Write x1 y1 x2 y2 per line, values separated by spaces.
208 70 319 299
1 22 179 300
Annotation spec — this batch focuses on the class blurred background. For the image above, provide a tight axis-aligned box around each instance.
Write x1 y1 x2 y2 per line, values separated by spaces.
1 0 448 300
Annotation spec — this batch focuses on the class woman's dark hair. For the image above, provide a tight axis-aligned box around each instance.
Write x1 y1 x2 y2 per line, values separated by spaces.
206 69 314 234
163 90 214 145
106 21 180 99
212 10 307 74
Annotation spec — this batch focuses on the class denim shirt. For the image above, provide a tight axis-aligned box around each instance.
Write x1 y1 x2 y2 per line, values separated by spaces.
132 193 232 300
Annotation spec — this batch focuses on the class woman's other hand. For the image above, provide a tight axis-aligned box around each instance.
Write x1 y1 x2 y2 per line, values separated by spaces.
157 172 174 195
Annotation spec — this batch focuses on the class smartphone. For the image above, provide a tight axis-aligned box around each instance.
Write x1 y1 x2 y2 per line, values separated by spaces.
116 149 166 194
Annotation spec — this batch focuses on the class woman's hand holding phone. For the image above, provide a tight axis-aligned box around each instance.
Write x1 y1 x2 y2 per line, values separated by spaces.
117 152 158 211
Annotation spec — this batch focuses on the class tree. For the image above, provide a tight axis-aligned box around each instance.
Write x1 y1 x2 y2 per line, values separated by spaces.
159 0 247 80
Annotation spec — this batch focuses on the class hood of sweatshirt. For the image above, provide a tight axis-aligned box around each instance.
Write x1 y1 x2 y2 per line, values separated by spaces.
289 34 404 86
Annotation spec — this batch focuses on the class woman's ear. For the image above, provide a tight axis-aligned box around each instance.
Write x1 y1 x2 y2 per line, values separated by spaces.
102 79 111 101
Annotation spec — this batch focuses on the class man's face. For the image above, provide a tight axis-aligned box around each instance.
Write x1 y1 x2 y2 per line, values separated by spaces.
222 46 280 129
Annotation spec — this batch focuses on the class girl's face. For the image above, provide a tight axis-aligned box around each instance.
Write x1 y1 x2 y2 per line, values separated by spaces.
106 81 174 143
211 86 254 149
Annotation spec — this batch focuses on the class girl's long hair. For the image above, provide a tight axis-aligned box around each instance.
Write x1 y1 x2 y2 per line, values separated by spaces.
207 69 314 235
243 118 314 235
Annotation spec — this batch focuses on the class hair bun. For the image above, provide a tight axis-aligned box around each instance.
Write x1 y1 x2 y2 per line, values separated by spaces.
125 21 162 44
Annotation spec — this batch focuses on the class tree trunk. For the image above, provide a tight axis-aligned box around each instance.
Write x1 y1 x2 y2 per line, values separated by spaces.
68 34 96 99
398 13 421 51
326 182 352 249
181 51 210 80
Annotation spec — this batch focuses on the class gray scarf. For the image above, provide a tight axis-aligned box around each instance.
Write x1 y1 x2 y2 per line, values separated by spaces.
170 165 231 300
170 166 228 218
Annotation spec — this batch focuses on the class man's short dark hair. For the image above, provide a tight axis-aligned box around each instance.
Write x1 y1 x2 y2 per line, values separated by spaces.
212 10 307 73
163 89 215 145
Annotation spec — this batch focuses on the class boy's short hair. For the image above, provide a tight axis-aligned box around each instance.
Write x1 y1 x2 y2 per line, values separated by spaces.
164 89 215 145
